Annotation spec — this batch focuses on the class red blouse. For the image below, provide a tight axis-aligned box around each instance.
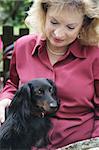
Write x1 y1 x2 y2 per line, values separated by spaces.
0 35 99 149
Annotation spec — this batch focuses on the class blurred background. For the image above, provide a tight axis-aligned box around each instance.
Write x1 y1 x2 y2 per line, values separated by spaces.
0 0 33 89
0 0 33 31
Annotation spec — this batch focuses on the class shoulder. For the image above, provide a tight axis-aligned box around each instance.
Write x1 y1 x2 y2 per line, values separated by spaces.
14 34 38 48
85 45 99 59
14 34 44 55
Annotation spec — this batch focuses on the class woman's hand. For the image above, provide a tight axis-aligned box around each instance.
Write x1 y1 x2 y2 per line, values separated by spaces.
0 98 11 125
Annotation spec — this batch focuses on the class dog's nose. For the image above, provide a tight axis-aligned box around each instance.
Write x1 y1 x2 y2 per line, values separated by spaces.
49 101 58 108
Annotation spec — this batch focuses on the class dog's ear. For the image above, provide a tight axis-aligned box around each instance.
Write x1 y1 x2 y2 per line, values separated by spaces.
47 79 60 106
9 83 32 118
47 79 57 93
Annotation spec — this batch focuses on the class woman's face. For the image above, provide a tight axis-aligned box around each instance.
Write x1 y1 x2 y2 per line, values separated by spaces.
45 6 84 50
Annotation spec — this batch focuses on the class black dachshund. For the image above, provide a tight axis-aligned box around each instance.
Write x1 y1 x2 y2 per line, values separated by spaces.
0 78 59 150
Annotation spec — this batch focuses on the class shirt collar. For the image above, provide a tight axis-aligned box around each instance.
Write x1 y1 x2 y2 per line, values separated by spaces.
69 39 87 59
32 35 46 55
32 37 87 59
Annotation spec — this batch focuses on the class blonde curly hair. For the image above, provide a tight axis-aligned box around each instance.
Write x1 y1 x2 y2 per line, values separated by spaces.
25 0 99 46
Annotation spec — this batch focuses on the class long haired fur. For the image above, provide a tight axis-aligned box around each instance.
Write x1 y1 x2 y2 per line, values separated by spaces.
0 78 59 150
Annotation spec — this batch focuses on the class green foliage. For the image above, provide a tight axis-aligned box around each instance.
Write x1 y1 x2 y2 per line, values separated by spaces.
0 0 33 27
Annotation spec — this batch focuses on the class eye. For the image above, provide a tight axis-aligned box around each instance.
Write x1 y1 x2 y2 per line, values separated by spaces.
34 88 44 96
50 20 59 25
49 87 54 94
67 25 75 30
38 89 43 94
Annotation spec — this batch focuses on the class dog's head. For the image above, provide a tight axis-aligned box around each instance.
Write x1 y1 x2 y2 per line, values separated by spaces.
9 78 59 118
28 78 59 115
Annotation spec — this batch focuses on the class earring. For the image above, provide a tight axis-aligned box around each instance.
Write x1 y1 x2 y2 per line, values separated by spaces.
77 33 81 39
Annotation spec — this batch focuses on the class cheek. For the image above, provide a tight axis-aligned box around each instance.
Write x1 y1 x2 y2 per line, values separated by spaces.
45 26 54 38
45 22 50 36
64 30 79 44
66 33 77 41
67 28 81 39
67 22 82 38
45 19 55 36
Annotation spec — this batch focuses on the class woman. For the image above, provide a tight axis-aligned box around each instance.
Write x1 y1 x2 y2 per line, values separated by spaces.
0 0 99 149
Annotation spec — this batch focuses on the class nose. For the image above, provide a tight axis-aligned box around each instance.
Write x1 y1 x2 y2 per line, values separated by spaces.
49 101 58 108
54 28 66 39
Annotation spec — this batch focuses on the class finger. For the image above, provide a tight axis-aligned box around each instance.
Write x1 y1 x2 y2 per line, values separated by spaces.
0 108 5 123
1 116 5 123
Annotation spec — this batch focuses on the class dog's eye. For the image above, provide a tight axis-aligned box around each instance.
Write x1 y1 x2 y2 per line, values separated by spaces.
49 87 54 94
34 88 44 95
38 89 43 94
